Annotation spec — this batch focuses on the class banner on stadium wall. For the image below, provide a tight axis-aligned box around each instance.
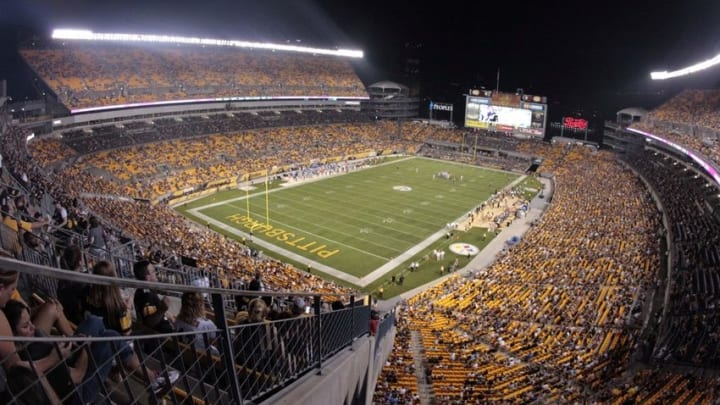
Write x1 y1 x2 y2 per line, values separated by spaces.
207 178 231 188
322 156 342 164
166 188 216 206
249 170 267 180
346 151 373 160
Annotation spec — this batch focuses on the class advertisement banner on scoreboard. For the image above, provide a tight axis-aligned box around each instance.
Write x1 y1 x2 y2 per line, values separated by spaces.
491 92 522 107
465 100 489 128
517 127 545 136
466 119 490 129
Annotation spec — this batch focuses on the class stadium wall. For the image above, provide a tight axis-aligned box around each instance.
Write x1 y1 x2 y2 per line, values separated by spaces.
267 312 396 405
617 156 672 331
48 99 364 130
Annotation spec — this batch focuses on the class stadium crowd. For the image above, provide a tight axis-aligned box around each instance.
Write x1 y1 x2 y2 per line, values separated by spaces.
1 117 373 403
374 145 689 404
1 119 356 299
634 89 720 168
646 89 720 130
49 122 408 200
622 148 720 368
58 110 373 154
27 115 547 203
21 44 367 110
4 95 720 403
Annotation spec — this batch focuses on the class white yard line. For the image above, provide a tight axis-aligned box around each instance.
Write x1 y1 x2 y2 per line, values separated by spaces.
178 155 415 210
182 157 527 287
221 202 398 259
187 210 366 285
419 155 521 175
357 175 527 285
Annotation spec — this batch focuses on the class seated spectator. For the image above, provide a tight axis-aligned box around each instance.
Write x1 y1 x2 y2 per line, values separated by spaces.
174 292 218 354
0 269 25 370
82 261 133 335
2 364 60 404
234 298 286 389
132 260 175 333
3 299 110 403
57 245 88 325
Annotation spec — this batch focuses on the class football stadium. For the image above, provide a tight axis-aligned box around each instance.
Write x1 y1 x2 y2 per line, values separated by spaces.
1 2 720 404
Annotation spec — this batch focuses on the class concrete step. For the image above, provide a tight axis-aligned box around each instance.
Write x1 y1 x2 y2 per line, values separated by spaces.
410 331 435 405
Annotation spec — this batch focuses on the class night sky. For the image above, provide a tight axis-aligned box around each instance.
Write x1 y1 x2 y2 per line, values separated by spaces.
3 0 720 121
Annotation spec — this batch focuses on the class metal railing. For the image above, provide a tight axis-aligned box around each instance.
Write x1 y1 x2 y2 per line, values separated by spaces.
374 310 396 357
0 257 370 404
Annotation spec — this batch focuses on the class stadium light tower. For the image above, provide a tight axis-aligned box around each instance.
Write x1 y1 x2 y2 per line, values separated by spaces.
650 52 720 80
51 29 364 58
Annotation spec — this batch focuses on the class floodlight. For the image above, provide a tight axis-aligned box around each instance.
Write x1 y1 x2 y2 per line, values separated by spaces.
51 29 363 58
650 53 720 80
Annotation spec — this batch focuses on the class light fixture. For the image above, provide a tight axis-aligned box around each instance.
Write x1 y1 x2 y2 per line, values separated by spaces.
51 29 363 58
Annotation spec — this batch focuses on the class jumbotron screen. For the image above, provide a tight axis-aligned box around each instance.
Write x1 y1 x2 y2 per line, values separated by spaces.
467 104 531 128
464 91 547 136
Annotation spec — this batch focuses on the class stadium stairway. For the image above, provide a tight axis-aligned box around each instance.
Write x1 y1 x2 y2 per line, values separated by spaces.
410 330 435 405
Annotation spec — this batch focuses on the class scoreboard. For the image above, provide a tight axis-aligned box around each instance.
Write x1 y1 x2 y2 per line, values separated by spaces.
465 90 547 137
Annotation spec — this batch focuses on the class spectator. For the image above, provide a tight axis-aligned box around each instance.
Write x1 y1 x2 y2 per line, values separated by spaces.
86 216 106 257
82 261 133 335
56 245 88 325
174 291 218 354
369 310 380 336
133 260 175 333
3 299 113 403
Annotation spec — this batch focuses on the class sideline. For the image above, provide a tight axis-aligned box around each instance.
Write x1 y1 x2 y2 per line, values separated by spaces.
179 155 414 210
375 176 553 311
182 157 535 288
355 175 527 285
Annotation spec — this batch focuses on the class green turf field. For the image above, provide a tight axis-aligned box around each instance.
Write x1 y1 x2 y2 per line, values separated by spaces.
177 157 519 279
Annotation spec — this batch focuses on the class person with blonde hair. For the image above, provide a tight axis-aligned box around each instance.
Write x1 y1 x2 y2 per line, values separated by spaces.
83 261 132 335
175 292 218 354
81 261 178 392
234 298 287 395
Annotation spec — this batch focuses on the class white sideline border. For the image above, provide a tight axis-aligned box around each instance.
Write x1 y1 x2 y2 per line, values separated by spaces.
185 157 525 287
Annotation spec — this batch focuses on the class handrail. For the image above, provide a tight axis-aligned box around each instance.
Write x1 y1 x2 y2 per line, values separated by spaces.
0 284 372 404
0 328 217 343
0 256 354 299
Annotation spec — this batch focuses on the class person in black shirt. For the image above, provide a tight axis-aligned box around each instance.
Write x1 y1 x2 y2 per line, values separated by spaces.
133 260 175 333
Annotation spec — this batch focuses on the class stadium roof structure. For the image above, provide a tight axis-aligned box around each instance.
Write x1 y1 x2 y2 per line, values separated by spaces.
616 107 647 118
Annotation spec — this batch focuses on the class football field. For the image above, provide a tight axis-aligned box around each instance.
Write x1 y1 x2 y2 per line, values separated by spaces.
178 157 519 281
